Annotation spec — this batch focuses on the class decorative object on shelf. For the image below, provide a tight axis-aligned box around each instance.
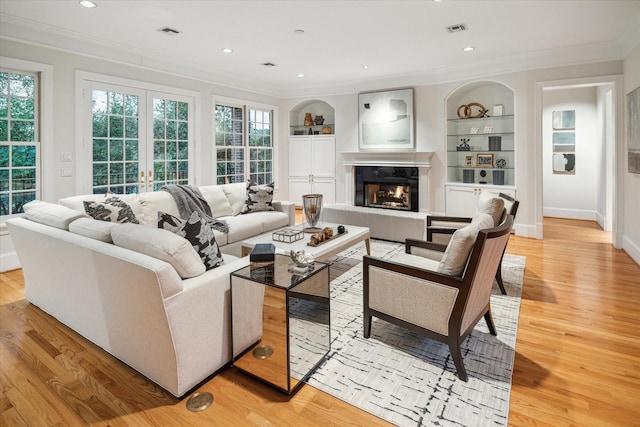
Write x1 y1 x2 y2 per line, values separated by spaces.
322 126 332 134
477 153 494 168
464 155 475 167
456 102 488 119
489 136 502 151
463 169 475 183
272 228 304 243
313 131 320 134
310 232 324 245
457 138 471 151
323 226 333 239
493 170 505 185
469 127 479 134
493 104 504 116
304 112 314 126
307 228 349 247
482 126 493 134
496 157 507 169
294 130 305 135
308 127 313 135
337 225 345 234
314 115 325 125
250 243 275 263
479 169 487 184
302 193 323 233
359 88 415 150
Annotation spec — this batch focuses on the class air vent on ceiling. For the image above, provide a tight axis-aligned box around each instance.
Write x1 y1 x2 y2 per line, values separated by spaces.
158 27 181 36
446 24 467 33
261 62 277 67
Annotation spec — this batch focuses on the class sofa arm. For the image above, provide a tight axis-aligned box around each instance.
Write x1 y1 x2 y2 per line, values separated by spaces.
272 200 296 226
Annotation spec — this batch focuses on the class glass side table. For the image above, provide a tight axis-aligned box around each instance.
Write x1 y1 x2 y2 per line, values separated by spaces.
230 254 331 395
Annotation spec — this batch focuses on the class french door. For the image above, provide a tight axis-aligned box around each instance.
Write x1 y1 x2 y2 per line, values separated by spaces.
81 81 194 194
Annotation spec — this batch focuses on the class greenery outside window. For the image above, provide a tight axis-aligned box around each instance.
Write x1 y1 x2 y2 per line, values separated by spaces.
0 70 39 216
215 102 273 185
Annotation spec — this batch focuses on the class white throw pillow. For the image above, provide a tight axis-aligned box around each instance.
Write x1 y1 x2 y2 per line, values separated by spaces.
437 214 494 276
476 191 505 226
23 200 87 230
222 182 248 216
111 223 205 279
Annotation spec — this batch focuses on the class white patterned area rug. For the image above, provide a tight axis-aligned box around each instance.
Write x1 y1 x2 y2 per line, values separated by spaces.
307 240 525 427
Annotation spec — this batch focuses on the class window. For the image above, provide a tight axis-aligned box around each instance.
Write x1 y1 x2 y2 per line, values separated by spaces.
0 70 39 216
214 101 273 185
83 77 195 194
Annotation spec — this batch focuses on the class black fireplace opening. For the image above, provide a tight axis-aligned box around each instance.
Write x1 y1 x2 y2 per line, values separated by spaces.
355 166 419 212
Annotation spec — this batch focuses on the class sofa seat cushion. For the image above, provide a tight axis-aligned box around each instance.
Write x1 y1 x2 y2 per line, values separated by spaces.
222 211 290 244
388 251 441 272
437 213 494 277
111 223 205 279
69 217 118 242
158 211 224 270
23 200 87 230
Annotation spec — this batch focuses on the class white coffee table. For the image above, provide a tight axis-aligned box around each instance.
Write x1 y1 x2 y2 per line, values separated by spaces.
241 222 371 261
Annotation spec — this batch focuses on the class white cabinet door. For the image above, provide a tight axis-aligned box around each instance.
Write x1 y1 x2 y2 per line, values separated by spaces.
446 185 517 217
289 137 312 178
313 178 336 205
311 136 335 178
289 177 310 207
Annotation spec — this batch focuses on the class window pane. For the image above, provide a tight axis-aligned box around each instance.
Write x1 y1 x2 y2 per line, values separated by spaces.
11 145 36 167
0 145 9 167
10 73 35 97
10 98 34 119
93 139 108 162
92 90 108 114
178 102 188 121
0 169 8 192
109 92 123 115
125 94 138 116
0 96 8 118
10 121 35 141
0 72 8 95
125 117 138 138
93 115 107 137
0 120 7 141
125 139 138 161
109 116 123 138
166 100 177 120
109 139 124 161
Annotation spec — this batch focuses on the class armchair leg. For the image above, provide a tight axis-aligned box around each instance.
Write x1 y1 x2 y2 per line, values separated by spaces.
495 255 507 295
484 309 497 336
449 337 468 382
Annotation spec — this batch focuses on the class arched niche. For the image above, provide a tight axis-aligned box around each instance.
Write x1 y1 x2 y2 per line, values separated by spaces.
289 100 335 135
446 81 514 118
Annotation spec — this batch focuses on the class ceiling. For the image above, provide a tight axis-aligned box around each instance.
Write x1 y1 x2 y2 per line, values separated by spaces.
1 0 639 97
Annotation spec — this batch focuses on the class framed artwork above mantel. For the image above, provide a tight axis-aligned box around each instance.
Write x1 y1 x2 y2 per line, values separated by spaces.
358 88 415 151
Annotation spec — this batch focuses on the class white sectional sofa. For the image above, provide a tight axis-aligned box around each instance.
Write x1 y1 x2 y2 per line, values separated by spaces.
6 182 295 398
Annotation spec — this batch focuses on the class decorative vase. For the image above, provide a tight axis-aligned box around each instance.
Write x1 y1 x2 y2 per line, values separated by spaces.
302 194 323 233
304 113 314 126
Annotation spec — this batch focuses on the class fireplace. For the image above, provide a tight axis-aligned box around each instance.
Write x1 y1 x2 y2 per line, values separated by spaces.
355 166 419 212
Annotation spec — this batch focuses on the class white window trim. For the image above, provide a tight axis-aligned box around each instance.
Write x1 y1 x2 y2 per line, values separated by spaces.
75 71 202 194
212 95 279 191
0 57 53 234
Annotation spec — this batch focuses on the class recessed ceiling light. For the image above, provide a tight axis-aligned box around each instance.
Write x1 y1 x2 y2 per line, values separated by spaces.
463 46 474 52
362 65 369 70
294 29 305 35
222 48 233 54
297 73 305 78
79 0 97 8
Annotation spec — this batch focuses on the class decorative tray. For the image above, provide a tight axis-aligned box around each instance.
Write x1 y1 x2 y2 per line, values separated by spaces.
307 229 349 247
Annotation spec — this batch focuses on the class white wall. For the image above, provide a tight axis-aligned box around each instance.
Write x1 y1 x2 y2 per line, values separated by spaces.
623 44 640 264
542 87 600 221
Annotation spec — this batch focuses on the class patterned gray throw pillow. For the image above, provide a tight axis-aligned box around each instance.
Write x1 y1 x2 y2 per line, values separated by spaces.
241 182 275 214
158 211 223 270
83 196 139 224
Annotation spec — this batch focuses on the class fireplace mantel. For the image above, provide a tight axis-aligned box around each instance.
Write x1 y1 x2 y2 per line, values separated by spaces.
342 151 434 168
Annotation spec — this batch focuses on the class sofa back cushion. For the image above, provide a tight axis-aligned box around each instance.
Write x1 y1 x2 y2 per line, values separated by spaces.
23 200 87 230
199 185 233 218
59 193 142 217
111 223 205 279
137 191 180 226
222 182 247 216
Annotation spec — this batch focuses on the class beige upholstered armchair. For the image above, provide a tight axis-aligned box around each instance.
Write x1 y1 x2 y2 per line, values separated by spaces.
363 214 514 382
426 192 519 294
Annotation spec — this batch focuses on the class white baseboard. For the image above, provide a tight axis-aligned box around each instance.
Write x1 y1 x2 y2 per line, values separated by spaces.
623 236 640 266
543 207 597 221
0 252 21 273
514 223 538 239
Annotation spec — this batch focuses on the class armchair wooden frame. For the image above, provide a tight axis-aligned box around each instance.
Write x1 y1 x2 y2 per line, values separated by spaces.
363 215 514 382
426 193 519 295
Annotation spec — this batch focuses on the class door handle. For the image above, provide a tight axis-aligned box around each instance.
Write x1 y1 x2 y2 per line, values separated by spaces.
148 170 153 185
140 171 145 185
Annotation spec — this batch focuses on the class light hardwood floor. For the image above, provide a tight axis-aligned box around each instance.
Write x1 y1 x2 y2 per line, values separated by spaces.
1 217 639 426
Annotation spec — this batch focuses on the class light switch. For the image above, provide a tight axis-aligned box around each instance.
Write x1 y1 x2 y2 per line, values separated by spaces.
61 152 72 162
61 167 72 177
